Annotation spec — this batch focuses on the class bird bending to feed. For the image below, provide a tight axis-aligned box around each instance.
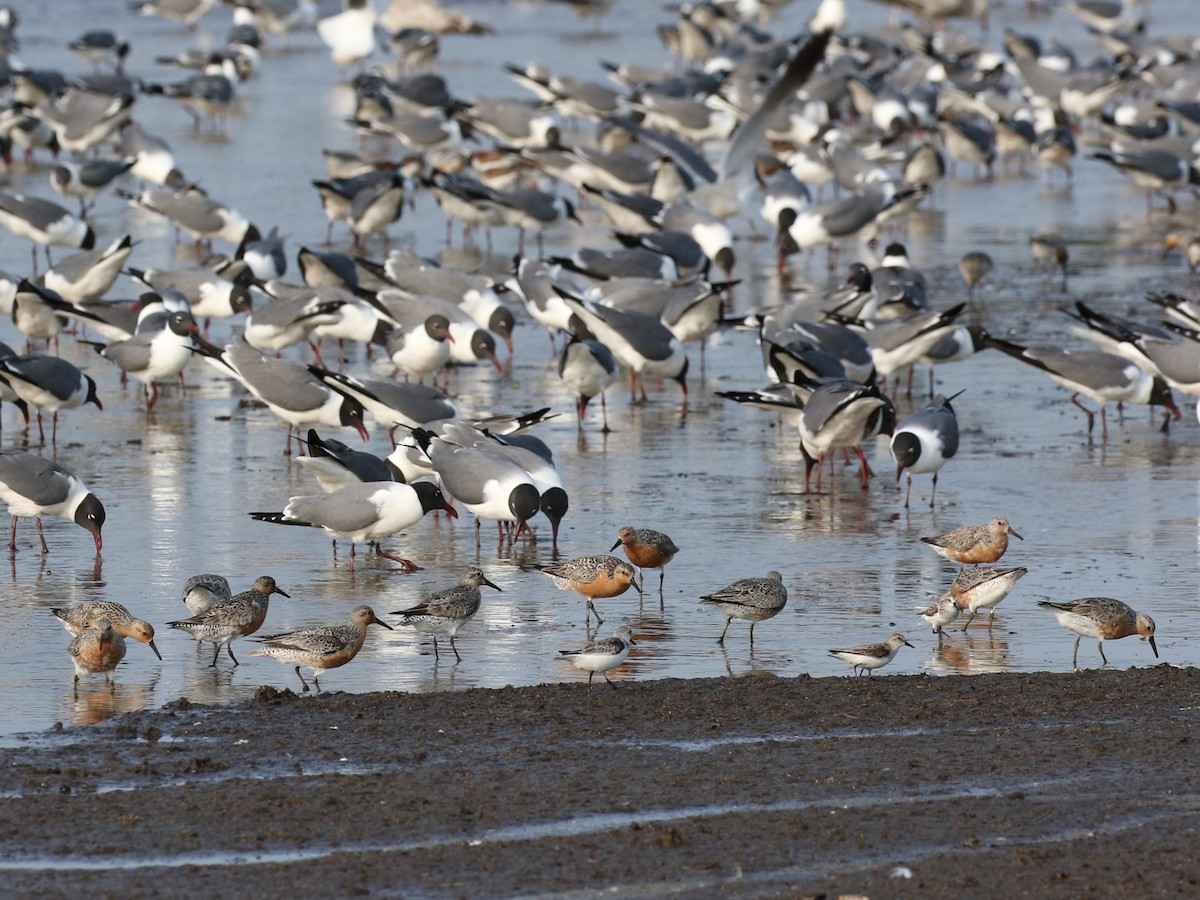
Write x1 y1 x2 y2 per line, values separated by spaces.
1037 597 1157 671
167 575 290 667
181 573 232 616
891 392 961 509
558 623 635 688
68 619 125 691
611 525 679 595
699 570 787 647
829 633 913 676
392 566 501 662
249 481 457 570
921 516 1022 566
0 450 105 553
953 566 1028 629
538 555 640 626
252 605 392 692
51 601 161 659
921 592 959 637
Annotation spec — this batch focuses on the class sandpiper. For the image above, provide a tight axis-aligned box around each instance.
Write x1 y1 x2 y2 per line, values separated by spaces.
558 623 635 688
699 571 787 647
51 601 161 659
168 576 290 667
952 566 1028 629
251 605 392 692
828 633 913 676
1037 597 1158 671
393 566 501 662
539 555 640 626
921 517 1022 566
611 526 679 595
68 619 126 691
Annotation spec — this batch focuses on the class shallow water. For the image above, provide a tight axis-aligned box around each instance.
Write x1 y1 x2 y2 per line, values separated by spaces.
0 0 1198 740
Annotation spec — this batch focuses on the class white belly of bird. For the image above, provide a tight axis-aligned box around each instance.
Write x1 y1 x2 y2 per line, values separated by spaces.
139 334 195 384
1053 611 1104 640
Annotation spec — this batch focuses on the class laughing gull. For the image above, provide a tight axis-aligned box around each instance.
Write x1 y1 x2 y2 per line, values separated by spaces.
511 257 575 341
144 55 239 132
244 290 345 359
296 428 401 492
798 377 895 491
414 429 542 540
485 186 580 256
82 308 199 409
0 192 95 271
197 335 369 451
250 480 456 570
130 0 215 30
39 86 135 155
118 186 259 251
127 263 252 327
298 246 358 289
658 200 734 278
985 335 1181 439
558 334 618 432
68 30 130 72
345 175 407 249
317 0 377 68
891 392 961 509
1092 149 1200 215
117 120 188 189
0 353 102 443
0 450 105 553
310 370 461 439
459 100 560 149
561 295 688 403
239 225 287 282
50 157 135 214
361 249 515 352
383 312 455 383
40 234 133 303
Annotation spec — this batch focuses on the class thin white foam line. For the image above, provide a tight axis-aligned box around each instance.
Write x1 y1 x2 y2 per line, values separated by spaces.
0 776 1083 873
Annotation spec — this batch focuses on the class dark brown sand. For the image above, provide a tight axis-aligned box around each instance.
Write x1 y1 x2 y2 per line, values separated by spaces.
1 666 1197 898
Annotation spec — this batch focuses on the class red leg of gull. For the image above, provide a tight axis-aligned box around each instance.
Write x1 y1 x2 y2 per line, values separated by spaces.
35 517 48 553
375 543 420 571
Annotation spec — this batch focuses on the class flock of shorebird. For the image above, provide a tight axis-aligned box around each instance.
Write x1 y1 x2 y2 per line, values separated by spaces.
0 0 1182 700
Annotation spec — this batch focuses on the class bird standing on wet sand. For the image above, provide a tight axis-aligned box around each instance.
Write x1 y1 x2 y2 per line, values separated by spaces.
558 623 635 688
828 633 913 676
51 601 161 660
953 566 1028 630
1037 597 1158 671
0 450 105 553
393 565 501 662
699 571 787 647
539 555 640 626
168 576 290 667
68 619 125 691
921 516 1022 566
251 605 392 692
611 526 679 595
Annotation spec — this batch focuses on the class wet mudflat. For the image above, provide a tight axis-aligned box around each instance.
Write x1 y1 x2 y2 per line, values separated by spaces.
1 667 1197 897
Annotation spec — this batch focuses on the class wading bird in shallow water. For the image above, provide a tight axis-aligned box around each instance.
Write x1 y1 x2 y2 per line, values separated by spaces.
953 566 1028 630
251 605 393 693
611 526 679 596
392 566 501 662
828 633 913 676
921 517 1022 566
539 555 640 626
699 571 787 648
558 623 635 688
1037 597 1157 671
0 450 105 553
167 576 290 667
51 601 161 660
67 619 125 692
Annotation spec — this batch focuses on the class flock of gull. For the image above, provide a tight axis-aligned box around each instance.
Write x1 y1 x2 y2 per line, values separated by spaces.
0 0 1185 702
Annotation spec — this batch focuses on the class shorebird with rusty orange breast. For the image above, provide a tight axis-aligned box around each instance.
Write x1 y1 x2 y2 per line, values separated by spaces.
921 516 1022 566
828 633 913 676
51 601 162 660
952 566 1028 630
559 623 635 688
251 605 392 692
611 526 679 595
539 555 640 626
1037 597 1158 671
168 575 290 667
392 566 501 662
67 619 126 692
699 571 787 647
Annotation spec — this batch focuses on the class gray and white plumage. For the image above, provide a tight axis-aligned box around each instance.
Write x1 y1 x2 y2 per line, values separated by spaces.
119 186 255 245
50 158 135 212
311 369 460 438
392 566 501 661
0 191 95 253
0 450 105 552
891 392 960 509
415 430 542 534
181 573 232 616
128 264 251 322
40 234 133 303
168 576 290 666
828 632 913 675
953 566 1028 629
1037 596 1158 670
559 335 618 429
558 624 635 688
699 571 787 646
296 428 399 492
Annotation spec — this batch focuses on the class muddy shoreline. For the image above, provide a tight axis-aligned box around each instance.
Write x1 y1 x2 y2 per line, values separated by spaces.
0 667 1195 897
